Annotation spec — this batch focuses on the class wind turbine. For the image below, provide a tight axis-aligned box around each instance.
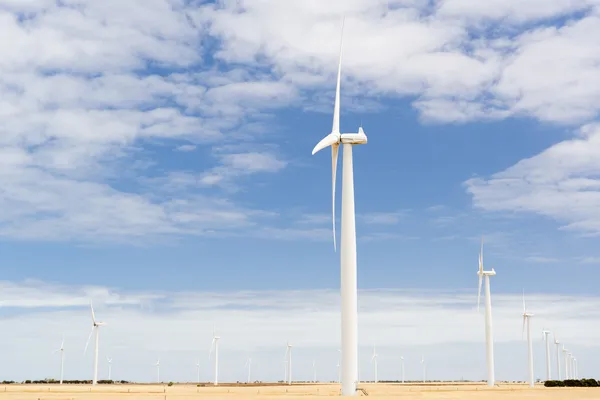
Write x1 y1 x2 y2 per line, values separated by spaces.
244 357 252 384
209 327 220 385
554 336 561 380
285 342 292 385
400 356 405 384
568 353 573 379
542 330 551 381
336 349 341 384
83 302 106 386
573 357 578 379
477 236 496 387
522 292 534 387
371 346 378 383
196 360 200 384
154 359 160 383
52 336 65 384
311 16 367 397
107 357 113 381
562 346 569 379
312 360 317 383
421 356 426 383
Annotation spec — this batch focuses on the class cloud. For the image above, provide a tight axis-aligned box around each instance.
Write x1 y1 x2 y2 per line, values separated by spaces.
174 144 197 152
0 279 598 382
465 124 600 235
524 256 560 264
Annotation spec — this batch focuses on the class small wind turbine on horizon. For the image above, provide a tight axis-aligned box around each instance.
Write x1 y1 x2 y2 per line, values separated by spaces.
83 302 106 386
154 359 160 383
336 349 341 384
371 346 378 384
421 356 426 383
209 326 220 386
107 356 112 381
311 16 367 396
244 357 252 384
477 236 496 387
196 360 200 384
522 291 534 388
562 346 569 379
312 360 317 383
400 356 405 384
285 342 293 385
554 335 561 379
52 336 65 384
542 329 551 381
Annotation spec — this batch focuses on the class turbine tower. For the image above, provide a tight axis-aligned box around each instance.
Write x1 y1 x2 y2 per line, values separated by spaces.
83 302 106 386
542 330 551 381
244 357 252 384
554 336 561 380
209 327 220 385
522 292 534 388
196 360 200 384
312 360 317 383
477 236 496 387
421 356 426 383
573 357 578 379
562 346 569 379
52 336 65 385
154 359 160 383
107 357 112 381
336 349 341 384
311 16 367 397
400 356 405 384
371 346 378 383
285 342 292 385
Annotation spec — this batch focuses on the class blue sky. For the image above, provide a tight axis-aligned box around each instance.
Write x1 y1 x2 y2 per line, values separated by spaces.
0 0 599 384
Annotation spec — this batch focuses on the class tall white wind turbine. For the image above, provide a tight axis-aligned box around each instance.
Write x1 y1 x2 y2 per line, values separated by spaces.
542 330 551 381
107 357 112 381
83 302 106 386
244 357 252 384
554 336 561 379
421 356 426 383
336 349 341 384
52 336 65 384
209 327 220 386
371 346 378 384
477 236 496 387
568 353 573 379
311 16 367 397
196 360 200 384
400 356 405 384
522 292 534 387
562 346 569 379
154 359 160 383
285 342 292 385
312 360 317 383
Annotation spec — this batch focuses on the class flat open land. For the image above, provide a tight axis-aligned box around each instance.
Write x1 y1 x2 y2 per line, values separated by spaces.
0 383 596 399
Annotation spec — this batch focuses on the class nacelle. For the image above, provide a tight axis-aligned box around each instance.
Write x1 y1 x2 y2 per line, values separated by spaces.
340 127 367 145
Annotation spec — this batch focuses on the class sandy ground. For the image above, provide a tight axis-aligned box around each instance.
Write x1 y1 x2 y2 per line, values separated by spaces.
0 383 595 399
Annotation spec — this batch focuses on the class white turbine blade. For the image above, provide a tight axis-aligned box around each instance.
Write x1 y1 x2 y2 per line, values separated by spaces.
522 289 526 312
312 132 340 155
332 143 339 251
209 338 215 359
477 275 482 312
90 302 96 325
60 335 64 350
522 315 526 339
331 16 345 134
83 327 94 355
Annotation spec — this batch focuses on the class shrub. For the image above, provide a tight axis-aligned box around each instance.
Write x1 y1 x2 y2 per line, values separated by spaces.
167 382 174 387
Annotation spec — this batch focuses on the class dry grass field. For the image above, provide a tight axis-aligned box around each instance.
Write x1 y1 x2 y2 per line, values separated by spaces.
0 382 595 399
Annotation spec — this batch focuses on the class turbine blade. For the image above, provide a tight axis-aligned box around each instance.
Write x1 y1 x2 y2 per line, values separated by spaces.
209 338 215 359
522 315 526 339
312 133 340 155
331 16 345 135
332 144 339 251
90 302 96 325
477 275 482 312
83 327 94 355
522 289 526 312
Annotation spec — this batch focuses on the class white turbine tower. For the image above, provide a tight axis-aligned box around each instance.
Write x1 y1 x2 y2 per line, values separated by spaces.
477 236 496 387
244 357 252 384
568 353 573 379
52 336 65 385
562 346 569 379
83 302 106 386
421 356 426 383
311 16 367 397
154 359 160 383
312 360 317 383
573 357 578 379
542 330 551 381
336 349 341 384
209 327 220 386
522 292 534 387
400 356 405 384
107 357 112 381
196 361 200 384
285 342 292 385
371 346 378 384
554 336 561 380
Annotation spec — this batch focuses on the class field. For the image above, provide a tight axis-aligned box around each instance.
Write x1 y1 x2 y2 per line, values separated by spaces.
0 383 597 399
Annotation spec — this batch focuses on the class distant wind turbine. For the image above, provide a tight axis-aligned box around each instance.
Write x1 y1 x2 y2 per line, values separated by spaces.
542 329 551 381
568 353 573 379
196 360 200 384
285 342 292 385
400 356 405 384
562 346 569 379
312 360 317 383
477 236 496 387
52 336 65 385
336 349 341 384
107 357 112 381
554 336 561 380
522 291 534 387
311 16 367 396
371 346 378 383
83 302 106 386
573 357 578 379
421 356 426 383
244 357 252 384
209 326 220 385
154 359 160 383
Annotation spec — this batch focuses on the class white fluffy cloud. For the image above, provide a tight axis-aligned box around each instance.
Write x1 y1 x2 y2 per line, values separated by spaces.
465 124 600 234
0 280 596 382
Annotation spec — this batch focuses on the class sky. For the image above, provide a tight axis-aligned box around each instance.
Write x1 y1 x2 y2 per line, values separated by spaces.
0 0 599 384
